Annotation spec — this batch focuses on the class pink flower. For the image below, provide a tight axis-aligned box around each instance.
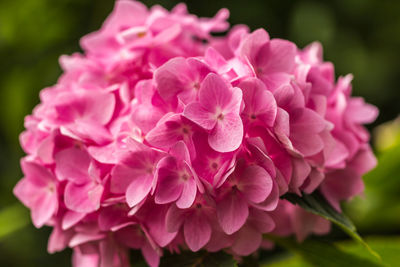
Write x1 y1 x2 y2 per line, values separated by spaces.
154 141 204 208
111 140 164 208
165 196 214 252
183 73 244 152
55 147 104 213
216 162 274 234
155 57 213 103
14 160 58 228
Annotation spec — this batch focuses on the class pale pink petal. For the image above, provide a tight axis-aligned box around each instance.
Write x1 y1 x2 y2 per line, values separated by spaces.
31 189 58 228
155 57 190 100
176 178 197 209
240 29 270 64
69 232 106 247
217 193 249 234
64 182 103 213
55 147 91 184
291 132 324 157
184 212 211 251
183 102 216 130
48 225 73 253
199 73 233 112
239 78 277 127
209 112 243 152
258 39 297 74
239 165 273 203
126 174 153 207
62 211 86 230
145 114 184 149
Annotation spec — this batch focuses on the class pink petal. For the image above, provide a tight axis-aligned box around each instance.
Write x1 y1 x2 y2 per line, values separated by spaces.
154 170 183 205
248 209 275 233
152 24 181 45
110 165 135 194
290 158 312 194
199 73 234 112
83 92 116 125
184 212 212 252
347 98 379 124
239 78 277 127
62 211 86 230
69 232 106 247
146 205 177 247
321 169 364 212
241 29 270 64
145 114 184 149
55 147 91 184
126 174 153 207
291 108 327 134
169 140 191 163
217 193 249 234
48 225 73 253
72 248 99 267
239 165 273 203
60 122 112 145
165 204 185 233
231 225 261 256
13 178 57 228
254 181 280 211
209 112 243 152
176 178 197 209
64 182 103 213
257 39 297 74
155 57 190 100
31 189 58 228
21 160 55 186
291 131 324 157
141 242 160 267
183 102 216 130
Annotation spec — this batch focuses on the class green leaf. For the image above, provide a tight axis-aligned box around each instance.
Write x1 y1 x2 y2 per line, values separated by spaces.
265 236 383 267
159 251 236 267
338 236 400 267
282 191 381 260
0 202 30 240
266 236 400 267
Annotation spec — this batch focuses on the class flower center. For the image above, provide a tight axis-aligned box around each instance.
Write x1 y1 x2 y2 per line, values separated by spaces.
211 161 219 170
137 31 146 38
193 82 200 90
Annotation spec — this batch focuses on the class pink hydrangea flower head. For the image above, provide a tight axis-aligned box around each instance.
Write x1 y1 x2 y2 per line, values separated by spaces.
14 1 378 266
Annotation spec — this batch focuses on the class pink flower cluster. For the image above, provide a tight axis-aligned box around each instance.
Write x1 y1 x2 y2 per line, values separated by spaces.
14 1 378 266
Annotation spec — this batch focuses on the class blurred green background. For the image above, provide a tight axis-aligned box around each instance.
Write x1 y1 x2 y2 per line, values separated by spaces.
1 0 400 266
